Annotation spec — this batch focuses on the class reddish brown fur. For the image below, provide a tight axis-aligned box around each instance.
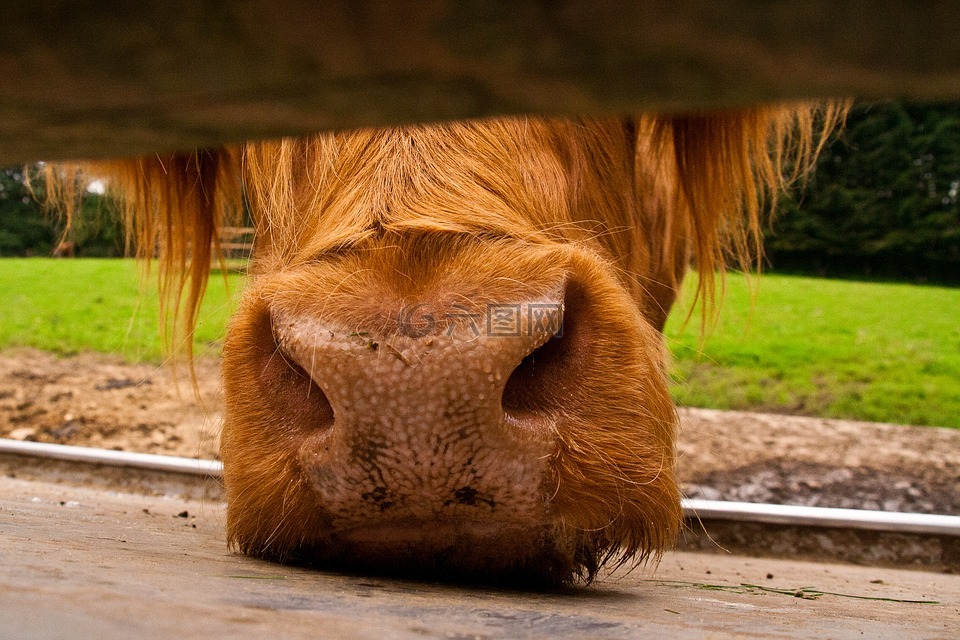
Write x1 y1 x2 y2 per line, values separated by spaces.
44 106 844 583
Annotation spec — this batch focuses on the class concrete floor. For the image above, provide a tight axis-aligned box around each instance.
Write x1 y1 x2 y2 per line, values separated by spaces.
2 475 957 639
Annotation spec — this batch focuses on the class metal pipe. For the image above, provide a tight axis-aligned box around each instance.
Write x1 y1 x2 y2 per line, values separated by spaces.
683 498 960 537
0 438 222 476
3 438 959 536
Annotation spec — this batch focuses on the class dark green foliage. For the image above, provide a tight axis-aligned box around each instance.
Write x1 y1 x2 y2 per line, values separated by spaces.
0 167 57 256
63 192 125 258
769 102 960 282
0 166 123 257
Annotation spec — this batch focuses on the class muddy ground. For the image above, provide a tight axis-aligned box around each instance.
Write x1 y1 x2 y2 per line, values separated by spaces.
1 348 958 515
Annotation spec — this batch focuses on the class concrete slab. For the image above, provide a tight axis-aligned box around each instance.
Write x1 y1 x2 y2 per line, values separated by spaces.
2 476 957 639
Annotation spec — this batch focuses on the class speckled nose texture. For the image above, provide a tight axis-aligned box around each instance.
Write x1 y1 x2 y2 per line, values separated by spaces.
273 296 565 532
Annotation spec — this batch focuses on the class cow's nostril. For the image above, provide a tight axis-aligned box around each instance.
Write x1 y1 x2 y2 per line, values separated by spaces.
502 334 566 418
502 284 586 425
257 309 335 432
280 356 336 428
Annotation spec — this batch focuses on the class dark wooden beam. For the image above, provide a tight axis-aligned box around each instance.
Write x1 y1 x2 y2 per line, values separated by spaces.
3 1 959 164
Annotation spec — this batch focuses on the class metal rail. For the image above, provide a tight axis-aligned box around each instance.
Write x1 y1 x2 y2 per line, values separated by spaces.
3 438 959 537
0 438 221 476
683 498 960 537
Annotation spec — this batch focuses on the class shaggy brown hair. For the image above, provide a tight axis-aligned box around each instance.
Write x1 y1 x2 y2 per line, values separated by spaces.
43 105 844 583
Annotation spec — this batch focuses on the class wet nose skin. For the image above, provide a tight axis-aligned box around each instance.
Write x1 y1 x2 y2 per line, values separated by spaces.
273 293 565 533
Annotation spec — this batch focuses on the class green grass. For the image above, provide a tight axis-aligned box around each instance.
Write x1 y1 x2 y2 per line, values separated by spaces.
665 272 960 428
0 258 241 361
2 259 959 428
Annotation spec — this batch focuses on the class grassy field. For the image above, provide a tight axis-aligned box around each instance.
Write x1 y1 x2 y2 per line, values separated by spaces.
665 273 960 428
0 258 241 361
2 258 958 428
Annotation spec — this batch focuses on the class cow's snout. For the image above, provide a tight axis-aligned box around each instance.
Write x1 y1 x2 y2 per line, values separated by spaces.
272 289 568 527
221 244 681 583
275 290 567 436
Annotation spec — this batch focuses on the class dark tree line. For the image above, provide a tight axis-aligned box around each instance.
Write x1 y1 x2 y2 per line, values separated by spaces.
768 102 960 282
0 167 122 257
0 167 57 256
2 102 959 281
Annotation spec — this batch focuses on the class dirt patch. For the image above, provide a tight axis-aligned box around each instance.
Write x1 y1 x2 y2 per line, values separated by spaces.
2 348 958 515
676 408 960 514
0 348 221 459
684 460 960 514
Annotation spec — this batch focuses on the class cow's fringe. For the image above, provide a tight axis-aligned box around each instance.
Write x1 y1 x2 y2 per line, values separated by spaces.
37 148 244 361
38 103 847 356
638 102 848 330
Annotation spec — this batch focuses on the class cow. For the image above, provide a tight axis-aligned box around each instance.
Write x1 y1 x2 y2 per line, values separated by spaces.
43 105 843 584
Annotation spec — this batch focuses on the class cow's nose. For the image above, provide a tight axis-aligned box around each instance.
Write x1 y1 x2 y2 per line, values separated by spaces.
270 287 577 526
